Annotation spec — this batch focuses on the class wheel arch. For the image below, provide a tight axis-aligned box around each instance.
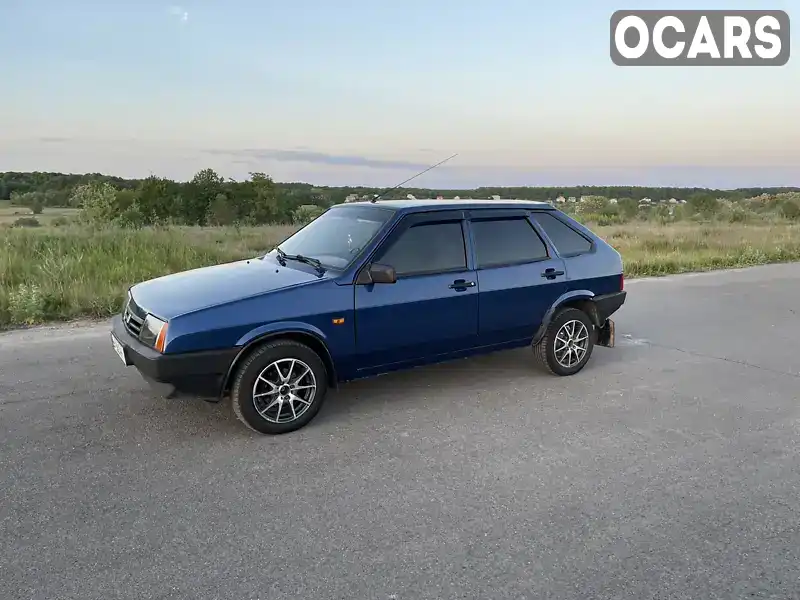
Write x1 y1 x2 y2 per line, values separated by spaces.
532 290 600 346
221 327 338 398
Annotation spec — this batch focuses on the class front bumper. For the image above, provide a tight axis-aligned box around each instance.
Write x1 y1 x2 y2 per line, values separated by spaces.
110 315 238 397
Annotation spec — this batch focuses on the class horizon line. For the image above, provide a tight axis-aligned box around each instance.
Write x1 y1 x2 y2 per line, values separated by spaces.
1 168 799 192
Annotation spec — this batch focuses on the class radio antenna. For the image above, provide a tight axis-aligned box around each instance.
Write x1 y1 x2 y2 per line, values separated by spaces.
370 153 458 203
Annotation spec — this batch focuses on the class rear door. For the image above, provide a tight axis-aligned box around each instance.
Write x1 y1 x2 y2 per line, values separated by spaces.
354 211 480 370
468 210 567 347
528 210 599 293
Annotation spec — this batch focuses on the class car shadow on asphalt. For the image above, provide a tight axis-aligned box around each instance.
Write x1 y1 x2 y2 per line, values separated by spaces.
316 345 630 425
134 344 631 437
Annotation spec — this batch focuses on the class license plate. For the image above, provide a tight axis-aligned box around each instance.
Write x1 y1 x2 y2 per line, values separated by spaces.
111 333 128 365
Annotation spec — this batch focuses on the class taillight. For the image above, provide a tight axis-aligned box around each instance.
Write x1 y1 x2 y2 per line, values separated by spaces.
620 273 624 291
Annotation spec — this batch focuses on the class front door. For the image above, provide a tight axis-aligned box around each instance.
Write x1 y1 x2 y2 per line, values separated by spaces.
354 214 479 371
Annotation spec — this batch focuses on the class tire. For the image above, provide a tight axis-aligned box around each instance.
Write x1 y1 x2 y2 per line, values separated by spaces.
533 306 596 376
231 339 328 434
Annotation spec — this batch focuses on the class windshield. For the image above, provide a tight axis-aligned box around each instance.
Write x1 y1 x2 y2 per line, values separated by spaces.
272 205 393 270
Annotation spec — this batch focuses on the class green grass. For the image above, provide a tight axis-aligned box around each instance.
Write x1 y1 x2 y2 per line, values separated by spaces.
0 202 82 225
1 221 799 328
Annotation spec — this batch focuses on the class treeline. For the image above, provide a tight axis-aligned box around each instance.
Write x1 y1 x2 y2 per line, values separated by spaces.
3 169 799 209
6 169 338 226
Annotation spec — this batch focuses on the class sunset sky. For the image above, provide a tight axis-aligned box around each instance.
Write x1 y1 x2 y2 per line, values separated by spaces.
1 0 797 188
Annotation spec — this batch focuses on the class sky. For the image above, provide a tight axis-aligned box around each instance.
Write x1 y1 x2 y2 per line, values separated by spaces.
0 0 797 189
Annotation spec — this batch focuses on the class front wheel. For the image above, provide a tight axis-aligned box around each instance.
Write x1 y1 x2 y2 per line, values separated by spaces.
533 307 595 376
231 340 328 434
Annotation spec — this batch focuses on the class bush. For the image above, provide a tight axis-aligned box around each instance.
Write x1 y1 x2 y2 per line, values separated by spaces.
114 203 148 228
72 181 119 224
292 204 325 225
574 196 608 215
780 200 800 220
7 283 46 325
13 217 40 228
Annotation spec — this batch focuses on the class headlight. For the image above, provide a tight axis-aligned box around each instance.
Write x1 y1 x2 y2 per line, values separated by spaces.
141 314 168 352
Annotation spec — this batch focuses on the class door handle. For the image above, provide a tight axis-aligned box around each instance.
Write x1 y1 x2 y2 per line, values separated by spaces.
449 279 476 289
541 268 565 279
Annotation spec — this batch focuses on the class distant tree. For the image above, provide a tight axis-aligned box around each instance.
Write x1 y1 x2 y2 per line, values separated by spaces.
292 204 325 225
71 182 118 223
115 188 139 212
207 193 236 225
617 197 639 219
247 172 280 224
10 190 43 212
136 176 178 224
687 193 719 215
184 168 225 225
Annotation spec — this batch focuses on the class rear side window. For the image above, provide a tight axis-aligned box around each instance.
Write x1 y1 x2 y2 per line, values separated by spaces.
532 212 593 256
470 218 549 268
377 221 466 276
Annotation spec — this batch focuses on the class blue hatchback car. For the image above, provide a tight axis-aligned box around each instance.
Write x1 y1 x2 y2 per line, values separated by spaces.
110 199 626 434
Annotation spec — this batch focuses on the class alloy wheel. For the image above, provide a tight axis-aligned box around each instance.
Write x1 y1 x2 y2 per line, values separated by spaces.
251 358 317 424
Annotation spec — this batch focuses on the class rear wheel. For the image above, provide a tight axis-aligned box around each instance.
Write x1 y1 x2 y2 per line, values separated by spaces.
231 340 328 434
533 307 595 376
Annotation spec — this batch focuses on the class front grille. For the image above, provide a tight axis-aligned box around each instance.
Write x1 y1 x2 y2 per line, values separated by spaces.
123 306 144 337
123 295 146 339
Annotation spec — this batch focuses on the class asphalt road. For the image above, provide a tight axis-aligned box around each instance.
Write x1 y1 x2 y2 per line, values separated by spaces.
2 263 799 600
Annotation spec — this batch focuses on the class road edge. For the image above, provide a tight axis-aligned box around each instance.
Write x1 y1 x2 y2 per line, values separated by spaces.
1 261 797 342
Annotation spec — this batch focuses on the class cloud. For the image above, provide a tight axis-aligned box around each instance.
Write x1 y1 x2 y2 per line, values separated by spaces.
168 5 189 22
202 148 437 171
37 137 71 144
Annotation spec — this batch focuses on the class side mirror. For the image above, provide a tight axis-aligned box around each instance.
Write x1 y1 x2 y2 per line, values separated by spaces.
357 263 397 284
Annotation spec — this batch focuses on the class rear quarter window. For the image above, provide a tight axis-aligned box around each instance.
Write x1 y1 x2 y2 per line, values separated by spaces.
532 212 593 256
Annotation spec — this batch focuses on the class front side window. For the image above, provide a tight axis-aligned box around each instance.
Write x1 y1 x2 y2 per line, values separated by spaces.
377 221 466 276
274 205 392 269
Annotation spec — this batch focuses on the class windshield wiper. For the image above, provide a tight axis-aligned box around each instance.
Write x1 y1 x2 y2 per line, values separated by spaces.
274 247 325 274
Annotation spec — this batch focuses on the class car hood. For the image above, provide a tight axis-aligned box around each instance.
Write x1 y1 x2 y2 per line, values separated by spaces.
130 256 328 320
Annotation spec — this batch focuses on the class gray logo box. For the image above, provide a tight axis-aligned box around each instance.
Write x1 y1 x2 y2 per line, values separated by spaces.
610 10 790 66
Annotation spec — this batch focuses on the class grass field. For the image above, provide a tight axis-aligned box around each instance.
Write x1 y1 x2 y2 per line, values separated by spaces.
0 201 82 225
1 221 800 328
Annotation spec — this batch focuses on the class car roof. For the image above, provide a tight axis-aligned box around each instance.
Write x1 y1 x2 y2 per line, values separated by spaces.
335 199 555 213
